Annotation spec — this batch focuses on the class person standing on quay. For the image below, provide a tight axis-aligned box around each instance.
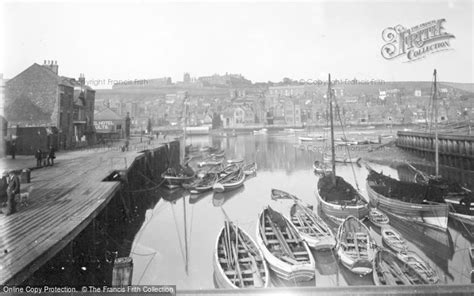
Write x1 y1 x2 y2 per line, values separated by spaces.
35 148 43 167
47 146 56 166
10 141 16 159
3 171 20 215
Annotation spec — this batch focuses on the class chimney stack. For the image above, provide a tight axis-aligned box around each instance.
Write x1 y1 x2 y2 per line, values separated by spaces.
78 73 85 88
42 59 59 75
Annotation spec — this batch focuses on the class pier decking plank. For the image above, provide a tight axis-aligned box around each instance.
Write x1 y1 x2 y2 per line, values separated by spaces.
0 147 159 285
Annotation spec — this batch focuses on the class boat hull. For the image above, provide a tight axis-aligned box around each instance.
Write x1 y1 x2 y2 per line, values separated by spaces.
213 171 245 193
336 216 375 275
290 204 336 250
366 182 449 230
213 225 270 289
256 210 315 282
315 190 369 221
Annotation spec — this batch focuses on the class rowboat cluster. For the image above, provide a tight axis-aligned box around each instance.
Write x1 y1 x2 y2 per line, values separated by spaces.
213 187 441 289
162 146 257 195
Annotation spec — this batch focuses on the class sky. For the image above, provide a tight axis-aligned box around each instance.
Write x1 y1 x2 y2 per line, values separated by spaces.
1 0 473 88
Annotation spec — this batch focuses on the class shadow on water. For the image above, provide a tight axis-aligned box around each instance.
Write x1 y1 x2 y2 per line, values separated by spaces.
314 249 338 276
212 186 245 207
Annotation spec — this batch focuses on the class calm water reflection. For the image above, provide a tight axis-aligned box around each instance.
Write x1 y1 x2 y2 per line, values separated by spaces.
131 132 472 289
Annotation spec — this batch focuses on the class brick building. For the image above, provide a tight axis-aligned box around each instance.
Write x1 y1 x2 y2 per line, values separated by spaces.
4 61 95 154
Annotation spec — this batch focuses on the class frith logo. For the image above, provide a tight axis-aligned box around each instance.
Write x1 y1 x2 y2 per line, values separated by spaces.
381 19 455 62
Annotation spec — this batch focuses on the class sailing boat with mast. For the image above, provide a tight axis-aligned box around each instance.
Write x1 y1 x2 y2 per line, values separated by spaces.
161 94 196 189
366 70 450 230
402 70 473 225
315 74 369 221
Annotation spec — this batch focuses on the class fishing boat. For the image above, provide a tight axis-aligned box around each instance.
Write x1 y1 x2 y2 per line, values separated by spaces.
316 74 369 221
242 162 257 176
368 208 390 228
270 189 336 250
214 220 270 288
198 157 224 168
381 227 408 253
161 166 195 189
397 251 439 284
253 128 268 135
213 169 245 193
186 173 218 194
210 149 226 158
227 158 244 164
336 216 375 275
444 195 474 226
316 176 369 221
219 163 241 177
255 207 315 282
366 166 449 230
313 160 331 175
373 249 429 285
290 202 336 250
323 155 361 164
299 136 324 142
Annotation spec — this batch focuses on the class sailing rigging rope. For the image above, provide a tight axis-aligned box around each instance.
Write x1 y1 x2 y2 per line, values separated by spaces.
333 96 360 191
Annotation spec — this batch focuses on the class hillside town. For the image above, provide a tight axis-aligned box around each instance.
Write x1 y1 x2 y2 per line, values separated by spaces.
1 61 474 156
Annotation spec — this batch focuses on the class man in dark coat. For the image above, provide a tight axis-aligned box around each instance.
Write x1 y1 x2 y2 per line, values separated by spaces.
10 141 16 159
3 171 20 215
35 148 43 167
47 146 56 166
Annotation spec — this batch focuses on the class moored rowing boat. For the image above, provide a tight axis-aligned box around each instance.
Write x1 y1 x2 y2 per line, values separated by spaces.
336 216 375 275
214 220 270 288
256 206 315 282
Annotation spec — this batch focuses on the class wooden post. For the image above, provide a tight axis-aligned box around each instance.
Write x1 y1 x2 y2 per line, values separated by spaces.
112 257 133 286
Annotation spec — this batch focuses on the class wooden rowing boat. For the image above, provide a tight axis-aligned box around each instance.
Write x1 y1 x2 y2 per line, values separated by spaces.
186 173 218 194
227 158 244 164
255 207 315 282
213 169 245 193
336 216 375 275
213 220 270 288
368 208 389 228
323 155 361 164
373 249 429 285
366 167 449 230
397 251 439 284
290 203 336 250
444 196 474 226
198 157 224 168
316 175 369 221
161 166 195 189
210 149 226 158
242 162 257 176
381 227 408 253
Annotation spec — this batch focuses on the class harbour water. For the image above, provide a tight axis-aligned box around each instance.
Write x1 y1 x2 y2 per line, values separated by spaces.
130 132 473 289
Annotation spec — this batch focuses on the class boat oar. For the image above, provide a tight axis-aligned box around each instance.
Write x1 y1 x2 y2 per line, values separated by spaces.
232 225 245 287
237 230 264 287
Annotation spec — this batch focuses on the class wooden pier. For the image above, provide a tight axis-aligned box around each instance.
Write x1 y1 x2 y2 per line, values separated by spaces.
396 131 474 170
0 141 178 285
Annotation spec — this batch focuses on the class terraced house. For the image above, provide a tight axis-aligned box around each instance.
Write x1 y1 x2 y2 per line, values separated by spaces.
4 60 95 154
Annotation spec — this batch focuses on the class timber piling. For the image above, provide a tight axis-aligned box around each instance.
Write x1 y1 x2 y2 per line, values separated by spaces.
396 131 474 170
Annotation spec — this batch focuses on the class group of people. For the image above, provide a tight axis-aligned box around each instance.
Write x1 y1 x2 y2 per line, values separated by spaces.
0 171 20 216
35 146 56 167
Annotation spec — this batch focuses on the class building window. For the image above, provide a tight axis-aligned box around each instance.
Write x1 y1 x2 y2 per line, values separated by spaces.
117 124 122 130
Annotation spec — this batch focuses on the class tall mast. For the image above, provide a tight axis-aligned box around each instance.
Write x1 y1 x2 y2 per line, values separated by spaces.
183 195 188 274
181 95 188 164
433 69 439 177
328 74 336 183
